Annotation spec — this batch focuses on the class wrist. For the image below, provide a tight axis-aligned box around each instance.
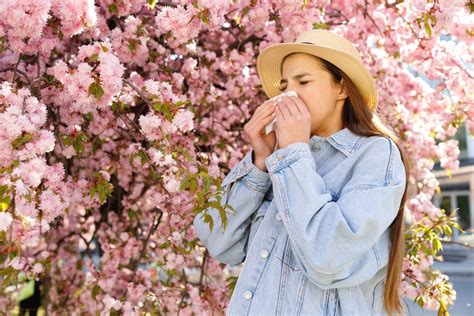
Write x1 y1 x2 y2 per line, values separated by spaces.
252 151 268 172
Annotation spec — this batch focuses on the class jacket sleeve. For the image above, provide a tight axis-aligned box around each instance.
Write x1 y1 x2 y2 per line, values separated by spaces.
193 149 272 266
265 137 406 289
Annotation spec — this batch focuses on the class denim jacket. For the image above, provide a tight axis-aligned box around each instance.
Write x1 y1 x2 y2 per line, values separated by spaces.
193 127 407 315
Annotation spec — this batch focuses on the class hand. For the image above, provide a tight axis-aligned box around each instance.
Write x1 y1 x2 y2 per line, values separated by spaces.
274 94 311 149
243 99 278 171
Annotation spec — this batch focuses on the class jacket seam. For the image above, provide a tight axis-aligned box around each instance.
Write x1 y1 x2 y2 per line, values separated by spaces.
372 244 381 269
385 138 394 186
240 176 271 194
371 279 384 310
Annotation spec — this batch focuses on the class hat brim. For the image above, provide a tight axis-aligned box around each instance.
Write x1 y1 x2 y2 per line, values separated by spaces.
256 43 378 112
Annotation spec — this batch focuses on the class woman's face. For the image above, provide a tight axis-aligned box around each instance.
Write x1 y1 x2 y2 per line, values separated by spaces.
280 53 347 137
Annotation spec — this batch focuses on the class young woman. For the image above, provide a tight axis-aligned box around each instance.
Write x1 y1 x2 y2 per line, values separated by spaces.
194 30 411 316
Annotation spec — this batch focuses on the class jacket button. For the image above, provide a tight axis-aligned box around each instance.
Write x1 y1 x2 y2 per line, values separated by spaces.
260 249 269 258
243 290 253 300
275 213 282 221
312 143 321 151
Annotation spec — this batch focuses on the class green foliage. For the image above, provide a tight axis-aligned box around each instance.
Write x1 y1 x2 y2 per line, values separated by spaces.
63 132 88 154
108 3 119 16
313 22 330 30
405 208 463 261
88 81 105 99
11 132 33 150
91 283 101 301
0 266 18 288
179 167 235 232
226 276 238 297
148 0 157 10
0 185 11 212
405 208 463 313
111 101 128 113
127 39 141 53
88 53 99 64
83 112 94 122
152 101 175 121
89 171 114 204
416 12 437 39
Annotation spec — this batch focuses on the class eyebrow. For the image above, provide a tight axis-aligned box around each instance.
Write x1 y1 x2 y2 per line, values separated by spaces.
279 72 312 84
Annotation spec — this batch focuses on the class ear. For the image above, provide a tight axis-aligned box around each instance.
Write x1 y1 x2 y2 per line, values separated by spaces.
336 79 348 101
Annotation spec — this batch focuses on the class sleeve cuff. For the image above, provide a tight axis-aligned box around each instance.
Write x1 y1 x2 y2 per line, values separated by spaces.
240 150 272 192
221 150 272 193
265 142 313 173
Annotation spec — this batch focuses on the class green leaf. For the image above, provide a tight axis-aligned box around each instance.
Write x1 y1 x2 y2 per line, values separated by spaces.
108 3 119 15
417 296 425 308
88 53 99 63
92 284 100 301
72 136 85 154
0 196 11 212
226 276 238 296
127 39 140 53
83 112 94 122
424 14 432 38
196 191 205 205
148 0 157 9
433 238 443 252
128 209 137 219
217 205 228 230
198 11 209 24
0 267 13 276
92 137 103 153
18 279 35 301
159 241 170 249
138 149 149 164
88 82 105 99
203 213 214 232
444 225 452 237
313 22 329 30
11 133 33 149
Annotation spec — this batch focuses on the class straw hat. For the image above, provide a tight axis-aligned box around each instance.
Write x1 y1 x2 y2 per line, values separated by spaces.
256 29 378 112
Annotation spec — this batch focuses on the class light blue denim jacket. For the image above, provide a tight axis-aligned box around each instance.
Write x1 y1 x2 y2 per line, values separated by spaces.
193 127 407 315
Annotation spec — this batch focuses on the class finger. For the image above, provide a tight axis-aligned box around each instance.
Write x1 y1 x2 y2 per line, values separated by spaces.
275 105 284 123
284 95 304 114
258 111 277 133
249 107 276 132
290 96 309 114
258 98 278 112
253 103 277 122
277 98 292 118
284 96 299 115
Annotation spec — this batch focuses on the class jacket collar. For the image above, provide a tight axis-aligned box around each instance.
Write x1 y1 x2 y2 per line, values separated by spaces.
309 127 364 157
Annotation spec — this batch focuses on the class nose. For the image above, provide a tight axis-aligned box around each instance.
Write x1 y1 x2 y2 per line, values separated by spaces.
281 83 297 94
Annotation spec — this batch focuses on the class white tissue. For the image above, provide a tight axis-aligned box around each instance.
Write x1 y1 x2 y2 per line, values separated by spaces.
262 90 298 135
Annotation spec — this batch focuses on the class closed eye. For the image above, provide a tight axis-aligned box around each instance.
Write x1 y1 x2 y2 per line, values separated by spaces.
278 81 309 92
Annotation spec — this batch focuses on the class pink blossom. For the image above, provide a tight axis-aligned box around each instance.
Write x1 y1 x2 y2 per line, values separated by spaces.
102 294 122 310
163 175 181 194
172 110 194 133
39 189 66 223
0 213 13 232
32 263 44 274
138 113 162 141
10 257 27 270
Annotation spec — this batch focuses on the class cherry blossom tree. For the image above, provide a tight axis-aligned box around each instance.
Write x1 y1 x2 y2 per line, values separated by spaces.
0 0 472 314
